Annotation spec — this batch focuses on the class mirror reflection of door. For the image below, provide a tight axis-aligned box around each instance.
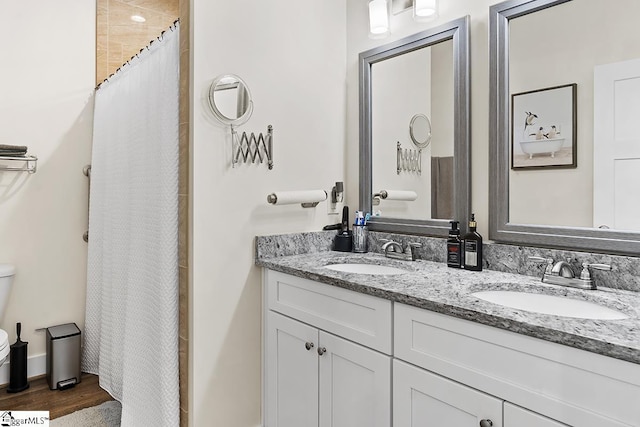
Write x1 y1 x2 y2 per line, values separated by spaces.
371 39 454 221
594 58 640 232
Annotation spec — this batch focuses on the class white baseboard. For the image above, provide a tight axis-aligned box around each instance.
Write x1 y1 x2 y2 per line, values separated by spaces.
0 353 46 386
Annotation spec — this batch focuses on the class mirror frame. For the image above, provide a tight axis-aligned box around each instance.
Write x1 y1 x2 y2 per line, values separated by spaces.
359 16 471 236
489 0 640 255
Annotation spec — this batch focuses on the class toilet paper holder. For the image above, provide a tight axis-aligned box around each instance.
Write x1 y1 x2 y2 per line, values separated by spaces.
267 190 328 208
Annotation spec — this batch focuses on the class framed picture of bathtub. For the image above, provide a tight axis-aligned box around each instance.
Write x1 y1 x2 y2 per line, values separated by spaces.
511 83 577 170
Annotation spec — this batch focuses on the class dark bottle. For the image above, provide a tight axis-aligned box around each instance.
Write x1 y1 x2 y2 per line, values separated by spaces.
463 214 483 271
447 220 462 268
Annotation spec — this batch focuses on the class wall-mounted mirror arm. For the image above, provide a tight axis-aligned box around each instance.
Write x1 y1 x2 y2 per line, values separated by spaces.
208 74 274 169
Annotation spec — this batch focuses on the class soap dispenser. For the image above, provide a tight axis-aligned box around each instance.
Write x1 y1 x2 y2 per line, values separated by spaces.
447 220 462 268
462 214 483 271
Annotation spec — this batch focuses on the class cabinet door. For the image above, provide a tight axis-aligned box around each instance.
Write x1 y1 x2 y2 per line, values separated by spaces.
319 331 391 427
504 403 568 427
394 360 503 427
266 312 319 427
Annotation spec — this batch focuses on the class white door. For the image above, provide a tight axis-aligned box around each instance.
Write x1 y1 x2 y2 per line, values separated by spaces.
393 359 503 427
594 58 640 231
318 331 391 427
266 312 319 427
504 403 568 427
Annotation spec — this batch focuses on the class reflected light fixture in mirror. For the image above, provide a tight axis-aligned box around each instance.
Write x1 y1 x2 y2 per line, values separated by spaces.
414 0 438 22
369 0 390 38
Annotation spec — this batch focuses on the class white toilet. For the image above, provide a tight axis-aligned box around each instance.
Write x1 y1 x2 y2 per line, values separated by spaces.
0 264 15 365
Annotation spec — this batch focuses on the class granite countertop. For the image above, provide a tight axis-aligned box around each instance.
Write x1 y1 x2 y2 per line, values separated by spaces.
256 251 640 365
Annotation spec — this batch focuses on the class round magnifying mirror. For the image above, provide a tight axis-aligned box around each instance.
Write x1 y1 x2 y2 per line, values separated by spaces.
208 74 253 126
409 113 432 149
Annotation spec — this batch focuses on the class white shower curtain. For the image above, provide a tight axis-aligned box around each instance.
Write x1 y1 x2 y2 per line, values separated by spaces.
83 23 180 427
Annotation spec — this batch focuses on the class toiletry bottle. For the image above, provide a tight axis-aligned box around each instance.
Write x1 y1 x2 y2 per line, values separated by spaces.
463 214 483 271
447 221 462 268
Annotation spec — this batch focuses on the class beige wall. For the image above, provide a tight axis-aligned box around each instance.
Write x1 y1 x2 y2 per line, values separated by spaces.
431 40 454 159
190 0 347 425
0 0 95 365
347 0 492 237
372 47 431 219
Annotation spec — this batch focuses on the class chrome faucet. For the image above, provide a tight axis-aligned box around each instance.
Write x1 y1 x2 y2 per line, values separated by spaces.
528 256 612 290
381 239 422 261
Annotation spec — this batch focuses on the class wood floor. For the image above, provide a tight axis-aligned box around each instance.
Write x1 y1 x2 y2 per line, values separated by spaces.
0 373 114 419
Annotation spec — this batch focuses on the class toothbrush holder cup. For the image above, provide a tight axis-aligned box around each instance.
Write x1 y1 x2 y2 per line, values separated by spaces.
352 225 369 253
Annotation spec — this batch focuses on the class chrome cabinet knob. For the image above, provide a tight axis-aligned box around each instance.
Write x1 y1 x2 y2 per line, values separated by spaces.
479 420 493 427
317 347 327 356
305 342 314 351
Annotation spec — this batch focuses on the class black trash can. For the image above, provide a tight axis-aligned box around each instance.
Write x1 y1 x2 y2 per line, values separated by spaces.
46 323 81 390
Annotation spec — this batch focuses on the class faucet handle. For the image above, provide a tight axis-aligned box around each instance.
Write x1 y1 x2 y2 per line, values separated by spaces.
580 262 612 280
406 242 421 261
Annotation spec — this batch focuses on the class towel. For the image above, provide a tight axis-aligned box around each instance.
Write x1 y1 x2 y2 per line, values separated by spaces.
431 156 454 219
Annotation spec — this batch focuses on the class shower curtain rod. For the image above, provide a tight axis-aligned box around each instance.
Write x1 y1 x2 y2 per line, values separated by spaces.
95 18 180 91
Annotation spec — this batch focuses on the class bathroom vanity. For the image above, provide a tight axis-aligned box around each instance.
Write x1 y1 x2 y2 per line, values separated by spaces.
257 248 640 427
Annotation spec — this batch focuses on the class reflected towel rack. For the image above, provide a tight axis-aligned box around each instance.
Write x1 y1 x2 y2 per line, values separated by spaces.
0 155 38 173
83 165 91 242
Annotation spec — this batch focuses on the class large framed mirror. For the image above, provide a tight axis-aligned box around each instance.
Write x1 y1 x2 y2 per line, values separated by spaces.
359 16 471 236
490 0 640 255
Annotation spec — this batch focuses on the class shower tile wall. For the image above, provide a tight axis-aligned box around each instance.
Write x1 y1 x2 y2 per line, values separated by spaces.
97 0 179 84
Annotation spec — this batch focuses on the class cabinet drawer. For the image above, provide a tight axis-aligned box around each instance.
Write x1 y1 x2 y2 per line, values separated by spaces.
394 303 640 427
266 270 392 354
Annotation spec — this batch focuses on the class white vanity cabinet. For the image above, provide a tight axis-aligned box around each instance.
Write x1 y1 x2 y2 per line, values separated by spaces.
393 360 565 427
264 270 392 427
263 270 640 427
394 303 640 427
393 359 503 426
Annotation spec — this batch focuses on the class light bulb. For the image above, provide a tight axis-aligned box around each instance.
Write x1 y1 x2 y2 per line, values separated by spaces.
369 0 389 38
413 0 438 22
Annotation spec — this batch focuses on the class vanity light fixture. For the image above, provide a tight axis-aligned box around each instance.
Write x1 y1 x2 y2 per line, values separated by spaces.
413 0 438 22
369 0 390 38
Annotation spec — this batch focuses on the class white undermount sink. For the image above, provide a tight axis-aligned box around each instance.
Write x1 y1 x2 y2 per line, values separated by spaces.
471 290 628 320
324 263 407 275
